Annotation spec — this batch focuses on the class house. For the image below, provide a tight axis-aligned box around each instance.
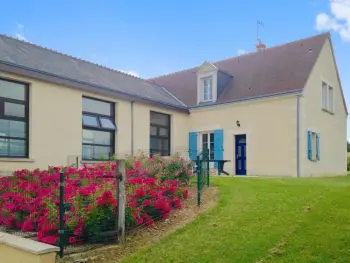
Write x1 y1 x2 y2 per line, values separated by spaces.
0 32 347 177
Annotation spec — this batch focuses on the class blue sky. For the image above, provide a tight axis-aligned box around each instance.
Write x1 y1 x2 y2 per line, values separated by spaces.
1 0 350 134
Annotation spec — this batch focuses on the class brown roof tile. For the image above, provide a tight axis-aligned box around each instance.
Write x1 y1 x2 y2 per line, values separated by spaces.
150 33 330 107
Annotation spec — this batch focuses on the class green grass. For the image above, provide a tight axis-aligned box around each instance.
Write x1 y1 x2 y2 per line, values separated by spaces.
121 177 350 263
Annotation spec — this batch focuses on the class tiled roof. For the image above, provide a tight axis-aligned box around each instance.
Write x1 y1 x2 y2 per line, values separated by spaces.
0 34 187 110
150 33 330 107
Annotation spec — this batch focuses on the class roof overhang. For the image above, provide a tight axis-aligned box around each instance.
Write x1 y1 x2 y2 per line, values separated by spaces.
0 61 190 114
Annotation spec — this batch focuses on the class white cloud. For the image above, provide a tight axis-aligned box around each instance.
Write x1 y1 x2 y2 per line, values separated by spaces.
119 70 139 77
14 23 27 41
315 0 350 42
237 49 247 55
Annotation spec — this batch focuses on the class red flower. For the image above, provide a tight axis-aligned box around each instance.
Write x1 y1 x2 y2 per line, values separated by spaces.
136 217 143 225
69 237 78 245
142 199 151 207
183 189 189 199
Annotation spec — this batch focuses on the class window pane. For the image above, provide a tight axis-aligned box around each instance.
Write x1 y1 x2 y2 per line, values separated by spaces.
150 126 157 136
150 138 159 150
202 134 208 143
0 79 25 100
150 112 169 126
0 138 26 157
82 115 99 127
83 129 111 145
100 117 116 130
82 145 111 160
329 87 333 112
159 127 168 137
0 119 26 138
4 102 25 117
210 149 214 160
322 82 327 109
162 139 169 151
83 98 111 116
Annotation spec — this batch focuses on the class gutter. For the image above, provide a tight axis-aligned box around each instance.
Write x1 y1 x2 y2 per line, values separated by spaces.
0 60 189 113
189 89 303 110
296 94 301 178
131 101 134 155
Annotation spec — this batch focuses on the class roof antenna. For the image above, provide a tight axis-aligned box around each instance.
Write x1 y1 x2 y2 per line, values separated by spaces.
256 20 266 52
257 20 264 42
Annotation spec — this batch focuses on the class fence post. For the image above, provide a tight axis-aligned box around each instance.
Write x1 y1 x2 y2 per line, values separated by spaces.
117 160 126 243
206 149 210 187
59 172 65 258
196 155 201 207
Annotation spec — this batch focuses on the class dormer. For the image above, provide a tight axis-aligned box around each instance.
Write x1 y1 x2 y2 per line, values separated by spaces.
196 61 218 104
196 61 233 105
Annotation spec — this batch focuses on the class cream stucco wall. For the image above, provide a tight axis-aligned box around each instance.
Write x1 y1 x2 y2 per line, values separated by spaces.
300 39 347 177
189 95 298 176
0 72 189 172
0 244 56 263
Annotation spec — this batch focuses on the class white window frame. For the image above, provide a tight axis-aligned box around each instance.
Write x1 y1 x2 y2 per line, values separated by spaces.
321 79 334 114
199 131 215 168
202 77 213 102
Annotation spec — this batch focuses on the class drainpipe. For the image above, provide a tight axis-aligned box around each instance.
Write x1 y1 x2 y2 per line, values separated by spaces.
131 101 134 156
296 95 301 178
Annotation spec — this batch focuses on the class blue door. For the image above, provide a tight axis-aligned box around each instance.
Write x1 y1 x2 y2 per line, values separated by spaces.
235 134 246 175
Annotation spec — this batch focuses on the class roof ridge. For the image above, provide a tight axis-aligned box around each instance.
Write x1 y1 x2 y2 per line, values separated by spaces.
149 32 330 80
0 33 147 82
215 32 330 65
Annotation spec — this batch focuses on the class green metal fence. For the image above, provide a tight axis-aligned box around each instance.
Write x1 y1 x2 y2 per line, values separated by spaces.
196 148 210 206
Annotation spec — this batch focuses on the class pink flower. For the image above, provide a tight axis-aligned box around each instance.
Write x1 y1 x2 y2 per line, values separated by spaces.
22 219 34 232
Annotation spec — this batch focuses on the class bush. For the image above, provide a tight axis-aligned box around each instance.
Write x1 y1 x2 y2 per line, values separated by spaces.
0 153 192 246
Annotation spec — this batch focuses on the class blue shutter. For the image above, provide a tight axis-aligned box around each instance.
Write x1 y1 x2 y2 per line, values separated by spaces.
189 132 197 161
308 131 312 160
316 134 320 161
214 129 224 169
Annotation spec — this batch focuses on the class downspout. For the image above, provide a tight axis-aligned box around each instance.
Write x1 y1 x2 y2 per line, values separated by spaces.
131 101 134 156
296 95 301 178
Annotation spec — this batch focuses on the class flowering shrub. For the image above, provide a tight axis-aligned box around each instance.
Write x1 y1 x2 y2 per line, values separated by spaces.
0 153 192 246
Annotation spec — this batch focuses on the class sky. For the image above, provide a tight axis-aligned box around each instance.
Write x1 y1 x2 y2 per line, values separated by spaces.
0 0 350 134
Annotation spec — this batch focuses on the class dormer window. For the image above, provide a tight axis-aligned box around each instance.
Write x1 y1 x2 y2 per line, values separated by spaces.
203 77 213 102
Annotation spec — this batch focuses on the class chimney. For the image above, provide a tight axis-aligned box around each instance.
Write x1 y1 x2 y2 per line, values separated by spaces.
256 39 266 52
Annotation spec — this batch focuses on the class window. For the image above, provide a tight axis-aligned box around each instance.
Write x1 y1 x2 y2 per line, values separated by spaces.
322 81 334 113
202 77 213 102
201 132 214 160
0 78 29 158
308 131 320 162
150 111 170 156
82 97 116 160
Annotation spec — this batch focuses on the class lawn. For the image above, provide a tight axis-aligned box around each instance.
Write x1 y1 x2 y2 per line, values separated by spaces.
121 176 350 263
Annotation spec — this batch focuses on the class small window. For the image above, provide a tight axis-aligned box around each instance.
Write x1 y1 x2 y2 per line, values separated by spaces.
82 115 99 127
328 86 333 113
308 131 320 162
321 81 334 114
0 78 29 158
322 81 328 110
100 117 116 130
202 77 213 102
82 97 115 160
150 111 170 156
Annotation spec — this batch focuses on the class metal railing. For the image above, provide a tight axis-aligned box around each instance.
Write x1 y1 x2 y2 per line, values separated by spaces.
196 148 210 206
